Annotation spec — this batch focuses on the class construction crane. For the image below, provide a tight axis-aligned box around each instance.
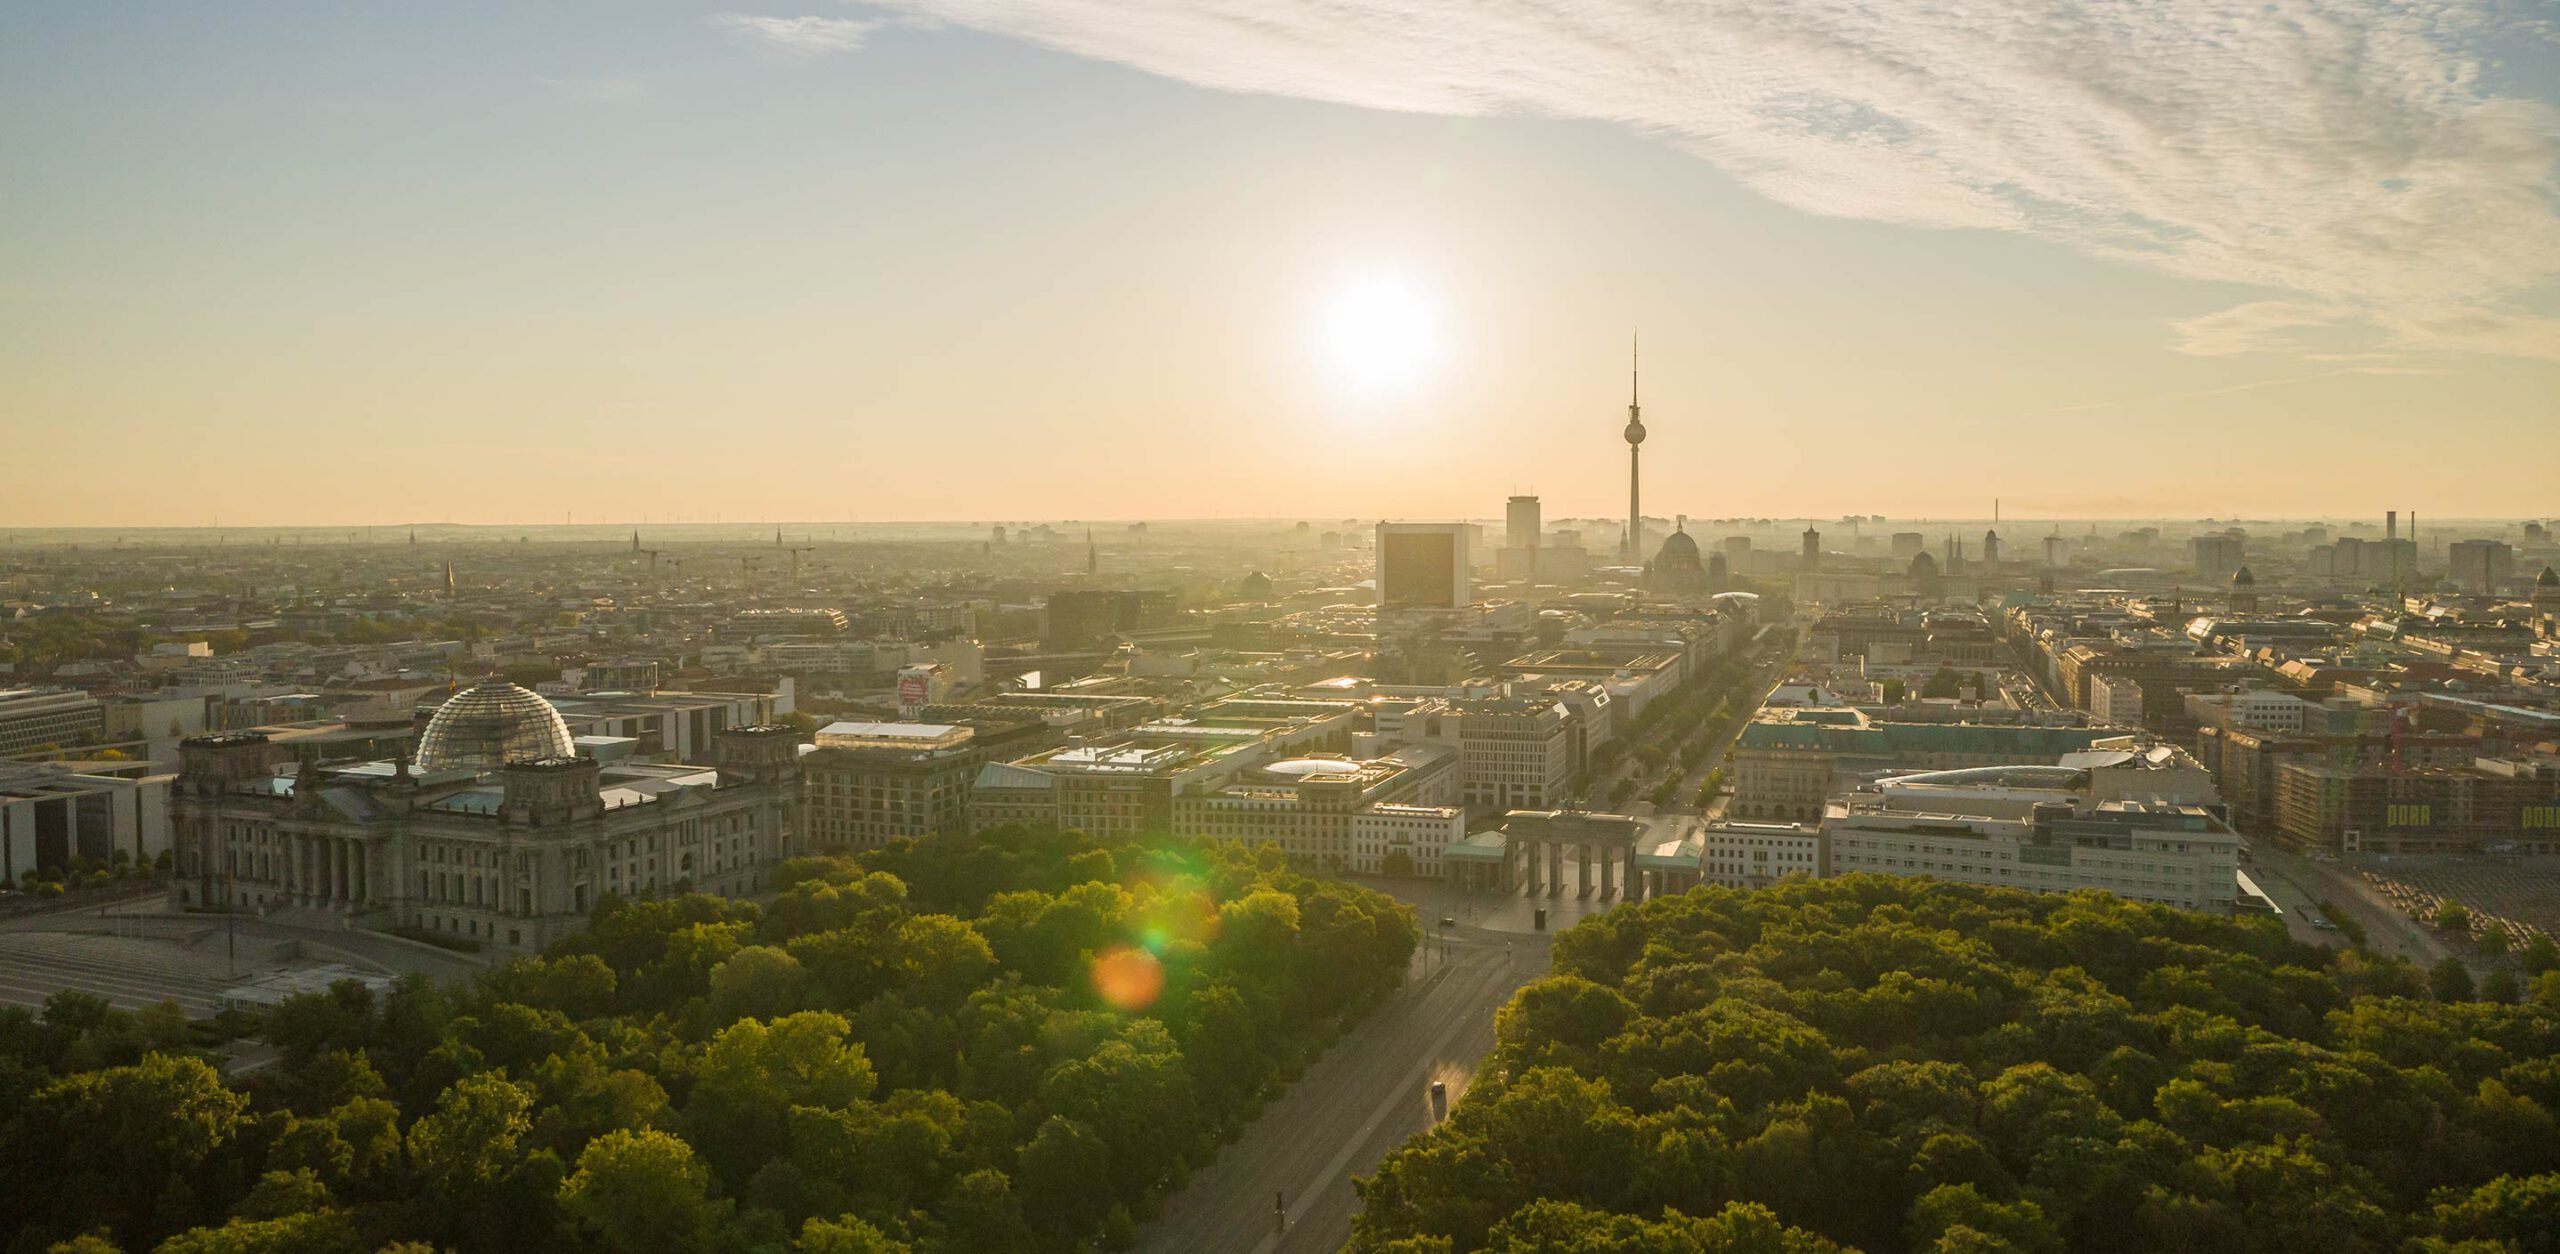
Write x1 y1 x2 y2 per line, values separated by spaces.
637 548 666 574
741 555 765 600
783 545 817 581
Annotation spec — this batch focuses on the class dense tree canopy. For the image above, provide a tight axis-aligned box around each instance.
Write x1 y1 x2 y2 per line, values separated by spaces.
1355 876 2560 1253
0 825 1416 1253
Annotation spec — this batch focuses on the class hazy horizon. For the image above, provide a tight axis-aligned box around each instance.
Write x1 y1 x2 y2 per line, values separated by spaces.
0 513 2540 547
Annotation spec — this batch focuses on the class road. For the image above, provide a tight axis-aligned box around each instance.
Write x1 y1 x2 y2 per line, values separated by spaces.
1602 644 1794 819
1667 652 1794 816
1134 927 1548 1254
2248 844 2458 969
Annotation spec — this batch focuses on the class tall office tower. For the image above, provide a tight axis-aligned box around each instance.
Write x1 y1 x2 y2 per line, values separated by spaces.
1982 529 2002 565
2387 510 2397 541
1377 523 1471 610
1042 589 1180 649
2192 534 2245 579
2043 534 2068 566
1622 334 1645 562
1801 526 1821 570
1891 532 1925 558
1507 495 1542 549
2449 539 2515 596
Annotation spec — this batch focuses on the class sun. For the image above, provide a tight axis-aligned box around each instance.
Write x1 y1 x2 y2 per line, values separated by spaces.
1318 275 1442 393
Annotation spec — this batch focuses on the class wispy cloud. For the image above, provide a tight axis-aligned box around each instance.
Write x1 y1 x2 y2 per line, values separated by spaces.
536 75 645 105
2045 362 2446 413
710 13 885 57
866 0 2560 362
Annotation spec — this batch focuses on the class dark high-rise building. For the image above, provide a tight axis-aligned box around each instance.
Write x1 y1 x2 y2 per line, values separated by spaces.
2193 534 2245 579
1043 589 1180 649
1377 523 1470 610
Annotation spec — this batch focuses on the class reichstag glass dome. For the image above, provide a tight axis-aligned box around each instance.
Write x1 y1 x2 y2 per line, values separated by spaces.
414 678 576 774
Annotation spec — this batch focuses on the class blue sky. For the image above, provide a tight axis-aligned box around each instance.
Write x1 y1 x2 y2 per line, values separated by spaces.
3 2 2555 526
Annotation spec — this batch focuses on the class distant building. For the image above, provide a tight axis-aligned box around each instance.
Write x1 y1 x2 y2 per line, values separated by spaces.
1382 689 1575 810
1351 804 1467 877
2087 675 2144 727
2449 539 2515 596
1043 589 1180 650
2228 565 2260 614
1173 747 1458 872
1647 521 1707 591
1730 710 2121 823
1 761 172 880
1376 523 1471 610
1701 820 1821 889
1826 800 2238 913
1505 495 1541 549
2275 757 2560 854
2192 535 2245 580
1494 494 1590 583
804 718 1051 849
0 687 106 756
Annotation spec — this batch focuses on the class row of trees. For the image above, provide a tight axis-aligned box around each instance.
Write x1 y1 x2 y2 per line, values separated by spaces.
13 848 169 897
1576 642 1775 812
0 824 1419 1253
1354 876 2560 1252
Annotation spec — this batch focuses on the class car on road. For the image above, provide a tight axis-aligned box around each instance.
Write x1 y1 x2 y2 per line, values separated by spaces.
2312 917 2337 930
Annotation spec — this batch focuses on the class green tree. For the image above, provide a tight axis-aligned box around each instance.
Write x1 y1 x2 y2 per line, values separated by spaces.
559 1128 728 1254
1015 1116 1112 1245
800 1214 913 1253
34 1053 247 1241
2436 901 2474 938
708 945 814 1020
2432 956 2477 1002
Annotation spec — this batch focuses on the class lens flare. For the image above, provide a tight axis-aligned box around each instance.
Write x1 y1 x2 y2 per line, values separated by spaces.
1091 945 1167 1011
1129 883 1221 955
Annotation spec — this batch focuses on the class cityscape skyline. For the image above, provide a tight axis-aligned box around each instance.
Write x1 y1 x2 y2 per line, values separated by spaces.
9 7 2560 1254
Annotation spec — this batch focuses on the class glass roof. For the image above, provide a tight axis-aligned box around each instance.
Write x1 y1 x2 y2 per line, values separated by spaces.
414 679 576 775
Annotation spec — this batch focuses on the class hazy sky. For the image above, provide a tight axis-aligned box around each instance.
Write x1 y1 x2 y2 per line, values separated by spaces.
4 1 2556 527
